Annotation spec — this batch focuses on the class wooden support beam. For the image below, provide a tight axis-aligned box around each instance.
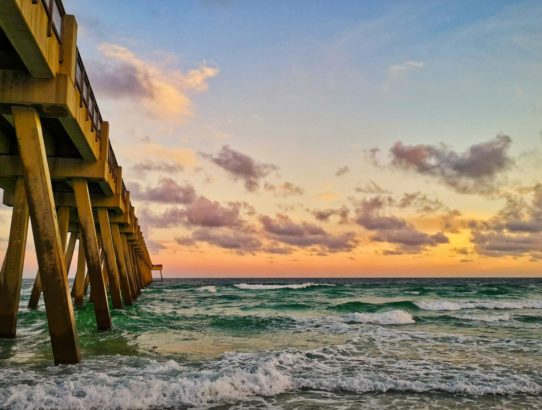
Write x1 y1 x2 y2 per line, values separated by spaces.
130 246 142 294
110 223 133 306
12 106 80 364
97 209 123 309
72 179 111 330
27 207 73 309
0 178 29 337
83 271 90 297
72 237 86 307
121 234 139 298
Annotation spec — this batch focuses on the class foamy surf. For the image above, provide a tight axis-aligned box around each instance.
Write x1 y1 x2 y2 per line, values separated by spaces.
415 300 542 311
343 310 415 325
1 341 540 410
234 283 331 290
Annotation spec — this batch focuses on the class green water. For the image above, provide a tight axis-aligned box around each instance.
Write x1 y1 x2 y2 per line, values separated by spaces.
0 278 541 409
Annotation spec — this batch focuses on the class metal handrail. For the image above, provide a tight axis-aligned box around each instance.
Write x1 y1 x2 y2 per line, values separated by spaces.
35 0 103 141
75 50 103 141
107 142 119 184
40 0 65 41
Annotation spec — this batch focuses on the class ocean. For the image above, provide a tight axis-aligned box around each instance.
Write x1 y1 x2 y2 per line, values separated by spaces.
0 278 541 409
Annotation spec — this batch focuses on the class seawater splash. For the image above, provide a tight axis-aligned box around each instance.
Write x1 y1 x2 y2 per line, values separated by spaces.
1 278 542 409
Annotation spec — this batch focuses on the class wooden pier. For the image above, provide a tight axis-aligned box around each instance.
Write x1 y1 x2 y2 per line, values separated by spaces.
0 0 159 364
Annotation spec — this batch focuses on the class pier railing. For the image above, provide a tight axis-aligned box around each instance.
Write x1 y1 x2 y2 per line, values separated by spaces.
37 0 66 41
75 50 103 141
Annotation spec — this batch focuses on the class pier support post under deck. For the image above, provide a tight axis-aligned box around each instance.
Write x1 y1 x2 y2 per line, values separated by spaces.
110 223 133 306
12 106 81 364
27 207 73 309
72 238 86 307
121 235 139 298
0 178 29 337
72 179 111 330
97 209 123 309
131 248 143 293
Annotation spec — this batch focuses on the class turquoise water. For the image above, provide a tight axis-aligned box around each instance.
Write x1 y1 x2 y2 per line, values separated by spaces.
1 278 541 409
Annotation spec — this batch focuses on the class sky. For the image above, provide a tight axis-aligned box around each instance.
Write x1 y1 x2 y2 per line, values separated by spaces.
1 0 542 277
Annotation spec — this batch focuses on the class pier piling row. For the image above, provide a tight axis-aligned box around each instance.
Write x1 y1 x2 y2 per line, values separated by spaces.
0 0 157 364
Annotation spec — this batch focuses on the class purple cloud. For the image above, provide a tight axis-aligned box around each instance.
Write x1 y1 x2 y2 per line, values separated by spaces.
177 228 261 254
470 184 542 258
263 182 305 197
355 197 449 254
260 214 357 252
129 178 196 204
131 160 184 175
390 135 513 194
201 145 278 191
184 197 243 228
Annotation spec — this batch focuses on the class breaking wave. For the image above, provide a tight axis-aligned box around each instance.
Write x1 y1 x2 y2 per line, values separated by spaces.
2 342 540 410
415 300 542 311
197 285 217 293
234 283 331 290
342 310 415 325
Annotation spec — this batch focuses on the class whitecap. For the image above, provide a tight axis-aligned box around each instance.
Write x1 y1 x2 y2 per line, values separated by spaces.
415 299 542 311
197 285 217 293
234 283 331 290
342 310 415 325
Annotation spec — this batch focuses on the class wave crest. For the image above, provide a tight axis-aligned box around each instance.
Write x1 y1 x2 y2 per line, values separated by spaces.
234 283 330 290
343 310 415 325
197 286 217 293
415 300 542 311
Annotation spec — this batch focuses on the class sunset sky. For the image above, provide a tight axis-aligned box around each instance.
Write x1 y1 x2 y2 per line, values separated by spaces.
2 0 541 277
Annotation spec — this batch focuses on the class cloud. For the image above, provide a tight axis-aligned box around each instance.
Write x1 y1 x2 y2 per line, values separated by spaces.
355 197 448 254
386 60 425 77
139 207 186 228
311 206 350 224
202 145 278 191
396 192 444 214
176 228 261 254
131 160 185 175
91 43 218 122
390 135 513 195
470 184 542 258
259 214 358 253
440 209 464 233
382 60 425 92
335 166 350 176
355 180 390 194
264 182 305 197
184 197 243 228
139 196 245 229
129 178 196 204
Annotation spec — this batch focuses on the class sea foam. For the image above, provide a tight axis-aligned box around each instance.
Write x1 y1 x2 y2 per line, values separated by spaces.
343 310 415 325
415 300 542 311
234 283 330 290
0 357 292 409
